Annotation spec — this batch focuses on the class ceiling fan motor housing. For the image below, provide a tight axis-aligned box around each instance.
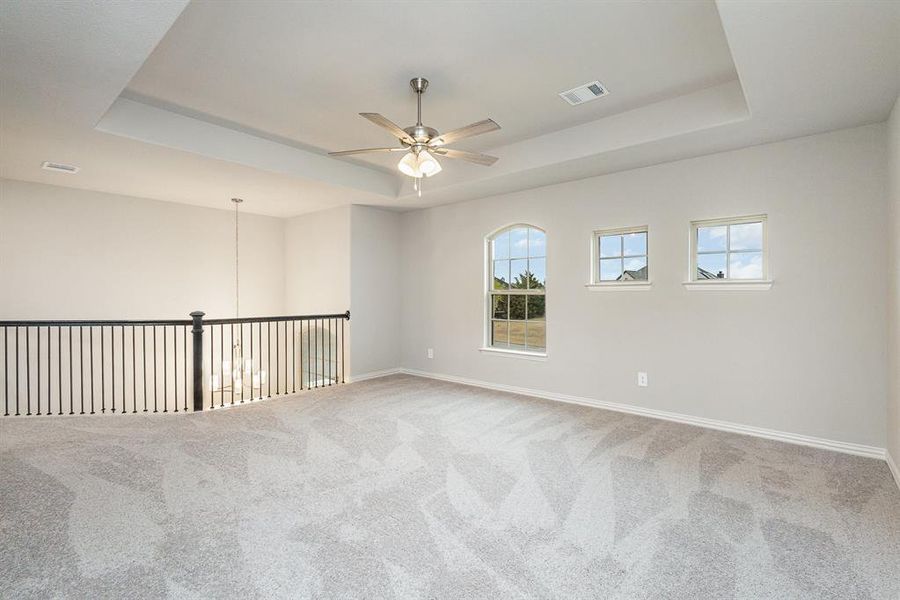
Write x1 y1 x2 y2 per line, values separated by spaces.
403 125 439 144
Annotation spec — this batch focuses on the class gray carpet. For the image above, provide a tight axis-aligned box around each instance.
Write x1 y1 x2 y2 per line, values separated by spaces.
1 374 898 599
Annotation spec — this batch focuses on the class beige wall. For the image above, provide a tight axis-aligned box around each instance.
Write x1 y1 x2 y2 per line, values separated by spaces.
0 179 284 320
888 96 900 469
400 123 889 448
283 205 350 315
350 205 401 377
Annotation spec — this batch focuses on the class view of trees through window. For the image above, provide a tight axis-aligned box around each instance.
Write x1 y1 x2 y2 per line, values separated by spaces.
489 225 546 352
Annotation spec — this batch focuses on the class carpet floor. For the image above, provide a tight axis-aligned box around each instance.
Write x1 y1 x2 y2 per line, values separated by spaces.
1 374 898 599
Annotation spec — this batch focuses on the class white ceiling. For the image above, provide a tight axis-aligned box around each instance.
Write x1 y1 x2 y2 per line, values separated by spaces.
1 1 898 217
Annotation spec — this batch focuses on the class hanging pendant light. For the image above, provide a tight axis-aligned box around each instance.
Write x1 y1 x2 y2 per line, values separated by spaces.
211 197 265 400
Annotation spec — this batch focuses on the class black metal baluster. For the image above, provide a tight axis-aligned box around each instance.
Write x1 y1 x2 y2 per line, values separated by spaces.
267 322 271 398
250 321 254 399
121 326 125 414
219 324 224 408
328 319 332 386
15 327 20 416
153 325 158 413
100 326 105 414
275 321 280 396
239 323 244 403
132 327 137 413
110 326 115 413
46 326 51 414
142 325 147 412
291 321 296 393
183 326 187 412
69 327 74 415
313 319 318 389
36 326 41 415
163 326 168 413
57 327 62 414
230 323 234 406
89 326 94 414
210 324 214 409
79 327 84 415
174 326 178 413
306 319 311 390
341 316 345 384
3 328 7 416
316 319 325 387
284 321 288 395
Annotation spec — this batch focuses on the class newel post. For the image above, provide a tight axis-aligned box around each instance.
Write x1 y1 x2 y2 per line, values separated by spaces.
190 311 205 411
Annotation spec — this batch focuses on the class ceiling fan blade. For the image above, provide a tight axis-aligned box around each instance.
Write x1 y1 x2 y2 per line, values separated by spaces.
429 119 500 147
328 147 408 157
359 113 415 143
432 147 499 166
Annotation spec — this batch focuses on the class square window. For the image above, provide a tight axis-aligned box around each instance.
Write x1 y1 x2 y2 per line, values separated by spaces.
692 216 767 281
593 227 649 284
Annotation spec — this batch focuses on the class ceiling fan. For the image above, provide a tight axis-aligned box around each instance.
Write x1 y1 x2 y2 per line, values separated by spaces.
329 77 501 195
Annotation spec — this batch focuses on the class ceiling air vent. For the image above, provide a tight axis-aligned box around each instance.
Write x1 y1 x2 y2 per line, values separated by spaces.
41 161 80 174
558 81 609 106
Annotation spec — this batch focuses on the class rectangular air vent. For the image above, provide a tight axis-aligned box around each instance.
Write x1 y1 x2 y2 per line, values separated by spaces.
41 161 80 174
558 81 609 106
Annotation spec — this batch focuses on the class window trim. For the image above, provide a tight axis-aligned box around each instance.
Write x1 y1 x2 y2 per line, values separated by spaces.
686 214 771 289
484 223 547 357
588 225 651 289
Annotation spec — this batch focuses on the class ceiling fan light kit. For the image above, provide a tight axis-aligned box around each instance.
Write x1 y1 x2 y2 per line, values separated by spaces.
329 77 501 197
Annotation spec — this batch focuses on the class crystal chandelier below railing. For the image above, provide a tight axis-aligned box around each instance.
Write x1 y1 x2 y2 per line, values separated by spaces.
210 198 267 400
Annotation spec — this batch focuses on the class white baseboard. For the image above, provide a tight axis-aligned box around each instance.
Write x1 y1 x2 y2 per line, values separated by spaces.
887 450 900 492
347 367 403 383
399 368 887 460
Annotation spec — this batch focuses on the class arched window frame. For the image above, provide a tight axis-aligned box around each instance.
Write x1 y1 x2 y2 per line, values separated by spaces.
483 224 547 357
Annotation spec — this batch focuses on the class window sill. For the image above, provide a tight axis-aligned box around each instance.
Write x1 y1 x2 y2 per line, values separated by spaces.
478 347 548 361
682 280 773 291
585 281 652 291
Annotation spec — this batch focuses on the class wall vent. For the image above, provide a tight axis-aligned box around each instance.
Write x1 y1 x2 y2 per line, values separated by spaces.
558 81 609 106
41 161 80 174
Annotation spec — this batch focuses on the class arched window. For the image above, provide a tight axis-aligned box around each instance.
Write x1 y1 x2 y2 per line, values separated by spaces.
487 225 546 354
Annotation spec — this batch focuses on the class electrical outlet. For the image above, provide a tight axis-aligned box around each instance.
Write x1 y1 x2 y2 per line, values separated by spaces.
637 372 648 387
427 348 434 359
